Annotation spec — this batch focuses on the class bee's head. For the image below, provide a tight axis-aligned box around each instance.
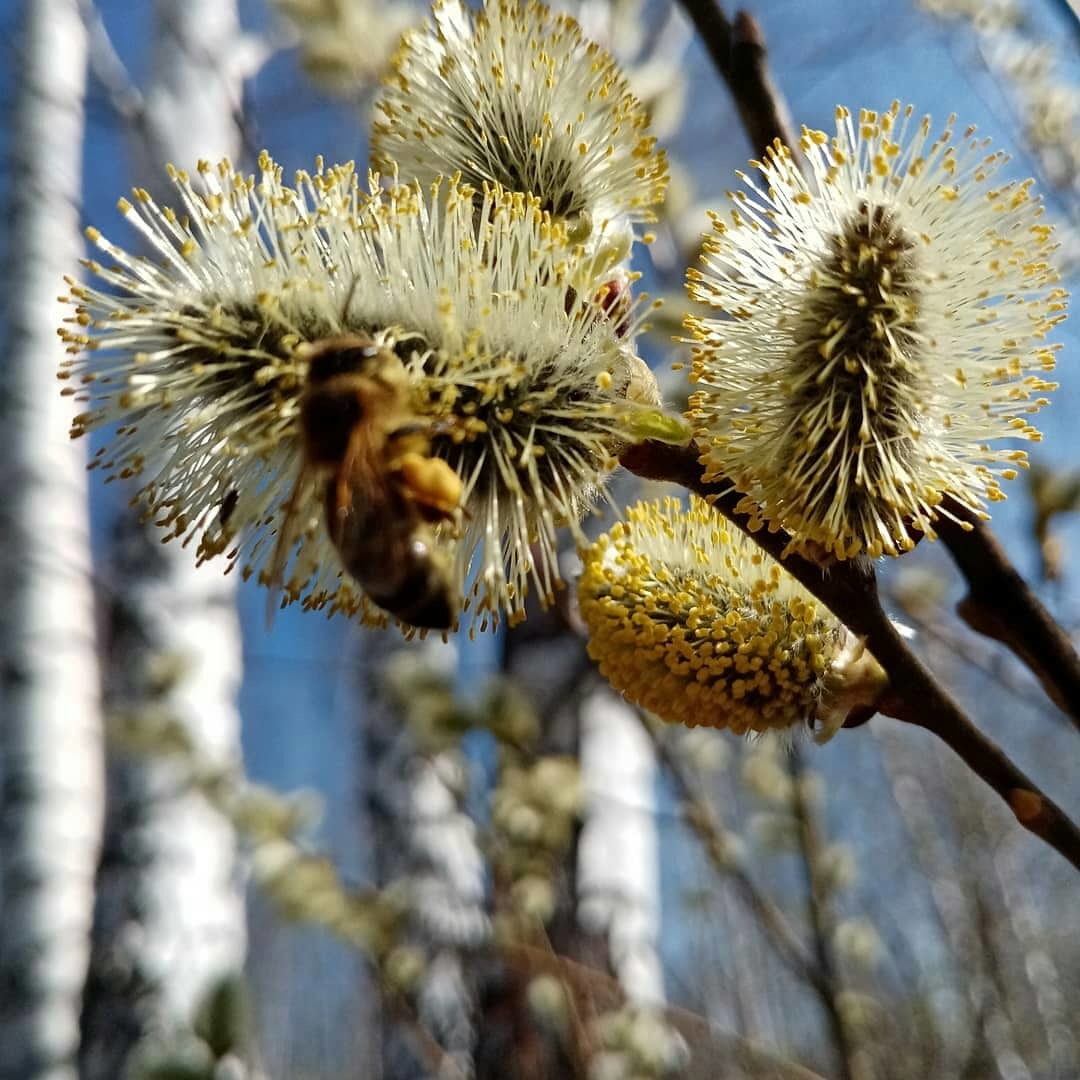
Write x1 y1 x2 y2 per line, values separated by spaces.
300 334 381 386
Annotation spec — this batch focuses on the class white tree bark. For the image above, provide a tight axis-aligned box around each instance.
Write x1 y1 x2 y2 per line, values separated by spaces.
135 0 248 184
81 1 248 1072
360 633 488 1077
577 688 665 1005
114 0 247 1018
0 2 103 1078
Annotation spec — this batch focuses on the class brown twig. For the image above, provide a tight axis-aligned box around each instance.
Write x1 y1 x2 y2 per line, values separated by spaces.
620 440 1080 873
789 746 862 1080
677 0 1080 867
388 993 470 1080
501 942 831 1080
636 711 838 1003
679 0 1080 734
676 1 805 165
937 497 1080 733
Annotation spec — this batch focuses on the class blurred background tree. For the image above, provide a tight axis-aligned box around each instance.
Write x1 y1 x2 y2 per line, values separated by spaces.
0 0 1078 1078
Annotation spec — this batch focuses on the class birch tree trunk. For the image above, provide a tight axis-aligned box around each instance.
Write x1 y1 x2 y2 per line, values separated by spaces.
80 2 249 1073
577 687 665 1005
359 632 488 1078
0 3 103 1078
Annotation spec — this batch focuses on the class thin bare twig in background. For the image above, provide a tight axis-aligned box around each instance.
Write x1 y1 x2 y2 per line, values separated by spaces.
889 595 1057 711
789 746 862 1080
877 728 1033 1076
638 712 837 1000
676 1 804 166
501 943 831 1080
79 0 145 122
938 499 1080 734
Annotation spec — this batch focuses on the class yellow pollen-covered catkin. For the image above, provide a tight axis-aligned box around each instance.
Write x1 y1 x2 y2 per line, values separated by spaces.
577 497 847 734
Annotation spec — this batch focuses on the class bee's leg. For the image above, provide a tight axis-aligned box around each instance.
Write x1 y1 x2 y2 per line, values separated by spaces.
263 465 313 629
331 422 370 536
396 451 463 522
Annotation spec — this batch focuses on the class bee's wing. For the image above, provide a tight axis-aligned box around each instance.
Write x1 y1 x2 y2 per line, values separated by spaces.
264 462 317 630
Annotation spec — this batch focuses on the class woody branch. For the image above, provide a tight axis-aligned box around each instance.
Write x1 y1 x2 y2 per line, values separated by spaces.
659 0 1080 866
678 0 1080 733
620 440 1080 872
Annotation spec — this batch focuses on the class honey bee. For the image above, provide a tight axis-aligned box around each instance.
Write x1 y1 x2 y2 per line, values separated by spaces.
267 333 463 629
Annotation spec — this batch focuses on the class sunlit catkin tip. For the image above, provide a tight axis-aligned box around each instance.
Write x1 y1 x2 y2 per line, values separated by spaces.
577 497 886 738
371 0 668 235
686 101 1067 560
271 0 415 90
